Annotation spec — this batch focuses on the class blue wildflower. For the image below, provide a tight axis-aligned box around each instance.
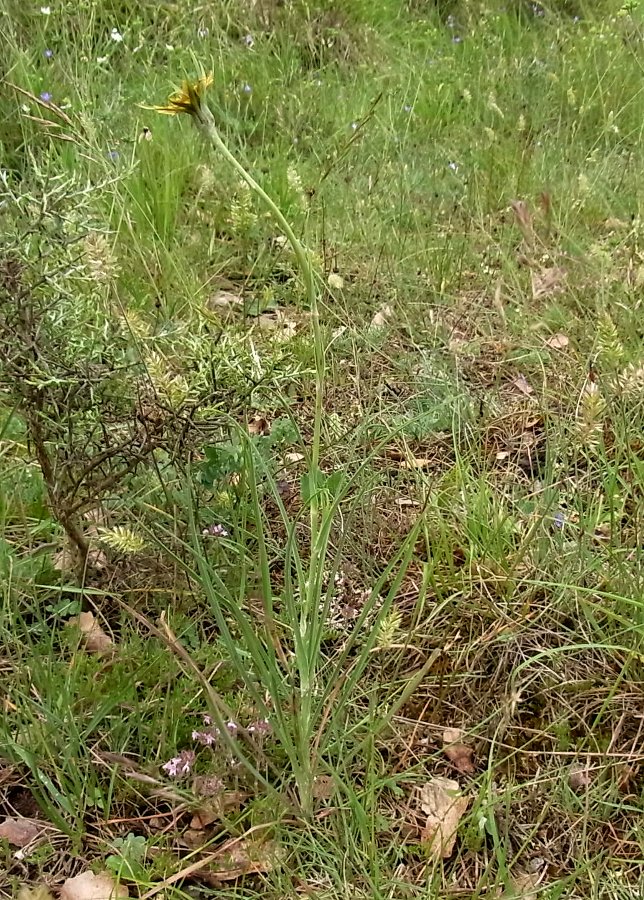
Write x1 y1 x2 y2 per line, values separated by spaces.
39 91 52 103
44 48 54 59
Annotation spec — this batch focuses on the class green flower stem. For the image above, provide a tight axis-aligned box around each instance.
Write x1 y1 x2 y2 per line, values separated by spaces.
195 101 325 812
196 102 323 467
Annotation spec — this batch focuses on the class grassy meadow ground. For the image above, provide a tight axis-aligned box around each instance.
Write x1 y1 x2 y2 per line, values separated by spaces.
2 0 644 896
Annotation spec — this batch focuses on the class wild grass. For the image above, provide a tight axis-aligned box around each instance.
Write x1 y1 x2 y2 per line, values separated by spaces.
2 0 644 898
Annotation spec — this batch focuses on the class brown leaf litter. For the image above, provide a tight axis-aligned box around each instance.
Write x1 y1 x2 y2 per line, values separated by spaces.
511 373 534 397
545 332 569 350
17 888 55 900
418 777 469 859
203 838 279 883
568 765 592 792
370 304 394 329
531 266 567 300
504 870 543 899
0 816 47 848
68 611 116 656
206 290 244 312
59 871 128 900
442 727 476 775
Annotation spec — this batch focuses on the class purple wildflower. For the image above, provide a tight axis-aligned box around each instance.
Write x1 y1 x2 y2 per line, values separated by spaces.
192 729 217 746
553 510 566 530
44 49 54 59
248 718 271 736
162 749 195 777
202 523 229 538
107 149 119 161
40 91 52 103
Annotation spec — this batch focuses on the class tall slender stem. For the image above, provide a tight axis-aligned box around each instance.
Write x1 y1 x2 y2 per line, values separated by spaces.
195 102 325 814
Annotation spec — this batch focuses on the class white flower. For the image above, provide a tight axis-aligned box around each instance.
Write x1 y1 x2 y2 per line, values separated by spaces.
110 27 123 42
328 272 344 290
96 56 108 64
40 6 51 14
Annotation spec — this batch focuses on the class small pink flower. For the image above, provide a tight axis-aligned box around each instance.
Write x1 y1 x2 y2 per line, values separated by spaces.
162 749 195 777
192 729 217 746
248 718 271 735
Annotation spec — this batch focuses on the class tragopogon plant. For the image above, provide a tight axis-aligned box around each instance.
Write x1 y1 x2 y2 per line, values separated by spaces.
146 73 334 812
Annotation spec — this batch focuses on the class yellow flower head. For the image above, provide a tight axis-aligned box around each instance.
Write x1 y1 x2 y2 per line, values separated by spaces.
145 73 213 117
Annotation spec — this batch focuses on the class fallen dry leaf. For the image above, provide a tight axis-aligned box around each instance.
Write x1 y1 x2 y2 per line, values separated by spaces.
419 777 469 859
603 217 628 231
87 547 109 571
69 611 115 656
0 816 44 848
60 872 128 900
284 452 305 464
16 884 53 900
258 310 297 341
442 728 476 775
370 304 394 328
207 290 244 311
512 374 534 396
248 415 270 436
53 539 107 572
182 827 209 850
568 765 592 792
399 457 433 470
190 807 220 830
545 332 569 350
52 543 76 572
531 266 566 300
312 775 335 801
189 789 246 829
207 839 279 881
17 888 54 900
506 871 541 899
